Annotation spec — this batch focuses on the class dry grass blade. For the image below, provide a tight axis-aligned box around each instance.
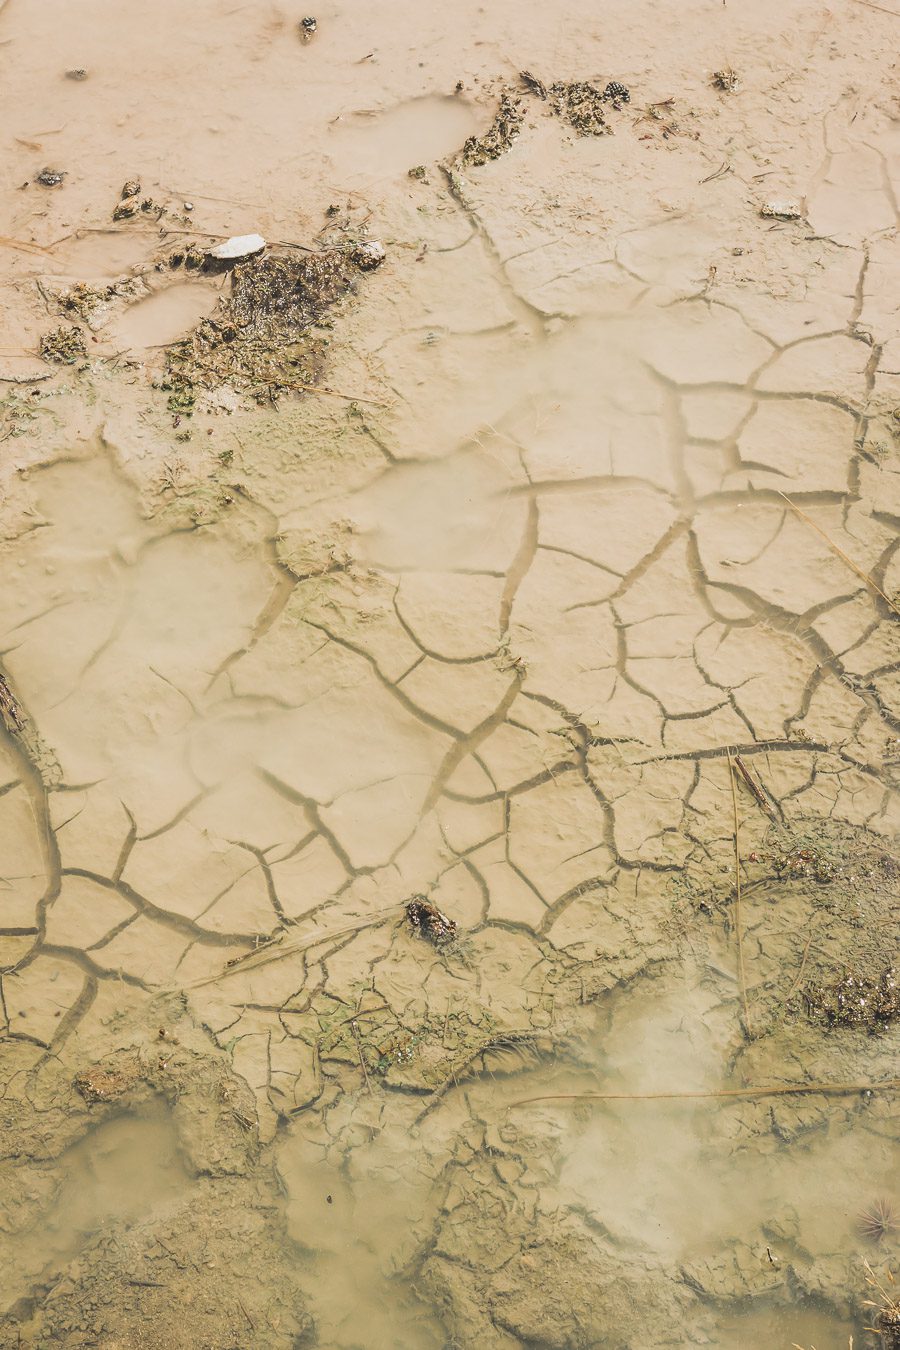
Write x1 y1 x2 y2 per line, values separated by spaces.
509 1079 900 1108
0 235 53 256
779 492 900 618
726 752 751 1036
733 753 776 819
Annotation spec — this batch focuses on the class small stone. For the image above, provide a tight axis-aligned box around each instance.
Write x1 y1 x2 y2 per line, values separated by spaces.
300 15 317 38
36 168 65 187
760 200 802 220
121 180 141 199
65 68 88 81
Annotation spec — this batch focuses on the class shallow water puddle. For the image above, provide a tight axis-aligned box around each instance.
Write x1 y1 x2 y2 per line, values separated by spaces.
1 0 899 1344
276 1126 445 1349
102 279 221 352
328 95 480 182
2 1106 189 1315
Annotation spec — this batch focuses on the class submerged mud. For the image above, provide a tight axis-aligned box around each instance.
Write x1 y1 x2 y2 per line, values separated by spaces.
1 0 900 1345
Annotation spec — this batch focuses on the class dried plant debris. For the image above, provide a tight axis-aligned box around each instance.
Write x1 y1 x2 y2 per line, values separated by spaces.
0 673 27 737
162 246 370 413
113 178 165 220
712 66 739 92
405 896 459 947
460 91 525 165
807 965 899 1032
36 167 66 187
460 76 632 165
50 277 139 326
773 843 839 883
39 323 86 364
858 1197 897 1244
0 671 62 783
520 69 548 98
74 1061 139 1104
548 80 615 136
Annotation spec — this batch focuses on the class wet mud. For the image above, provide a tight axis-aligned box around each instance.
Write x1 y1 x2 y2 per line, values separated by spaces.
1 0 899 1346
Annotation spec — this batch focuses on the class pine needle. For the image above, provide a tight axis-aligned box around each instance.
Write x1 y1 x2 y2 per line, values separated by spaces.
509 1079 900 1109
779 492 900 618
726 751 751 1036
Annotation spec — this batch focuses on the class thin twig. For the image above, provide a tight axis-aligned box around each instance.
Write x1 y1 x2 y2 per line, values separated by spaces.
510 1079 900 1108
349 1018 371 1091
783 913 822 1006
733 754 776 820
779 491 900 618
726 752 751 1036
185 354 388 407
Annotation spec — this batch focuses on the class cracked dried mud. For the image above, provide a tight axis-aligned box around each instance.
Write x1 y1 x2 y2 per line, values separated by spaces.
1 0 899 1346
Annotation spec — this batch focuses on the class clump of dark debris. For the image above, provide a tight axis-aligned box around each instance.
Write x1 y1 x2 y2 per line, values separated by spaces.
712 67 739 92
548 80 614 136
51 277 139 324
807 965 898 1032
773 844 839 884
162 245 375 413
460 91 525 165
113 178 165 221
39 323 86 364
36 167 66 188
406 896 458 947
521 71 631 134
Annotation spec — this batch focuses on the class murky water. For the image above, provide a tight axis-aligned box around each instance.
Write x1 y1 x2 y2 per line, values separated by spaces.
1 0 899 1346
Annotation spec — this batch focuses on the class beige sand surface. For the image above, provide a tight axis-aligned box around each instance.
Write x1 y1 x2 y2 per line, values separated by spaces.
1 0 899 1345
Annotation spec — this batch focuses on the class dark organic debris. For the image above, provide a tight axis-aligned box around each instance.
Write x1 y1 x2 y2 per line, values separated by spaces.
350 239 386 271
113 178 164 221
74 1062 137 1104
603 80 631 107
520 69 548 99
39 323 86 365
807 965 899 1032
773 844 838 883
406 896 458 947
52 278 139 323
858 1196 897 1244
36 167 66 187
0 673 27 737
460 91 525 165
712 67 739 92
548 81 613 136
162 245 371 412
300 15 317 39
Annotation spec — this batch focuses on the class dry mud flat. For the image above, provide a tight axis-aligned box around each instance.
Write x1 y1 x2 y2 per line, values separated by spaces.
1 0 900 1346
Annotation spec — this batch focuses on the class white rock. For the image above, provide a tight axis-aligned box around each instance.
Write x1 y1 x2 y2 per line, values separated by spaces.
208 233 266 261
759 201 802 220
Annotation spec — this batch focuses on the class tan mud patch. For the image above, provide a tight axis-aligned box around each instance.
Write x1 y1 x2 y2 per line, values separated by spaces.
101 278 221 353
2 0 900 1345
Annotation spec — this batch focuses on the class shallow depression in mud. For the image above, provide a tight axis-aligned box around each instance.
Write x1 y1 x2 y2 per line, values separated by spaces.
1 0 900 1345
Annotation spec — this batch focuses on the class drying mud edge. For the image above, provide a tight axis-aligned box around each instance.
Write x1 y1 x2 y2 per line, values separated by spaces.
0 1 899 1347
